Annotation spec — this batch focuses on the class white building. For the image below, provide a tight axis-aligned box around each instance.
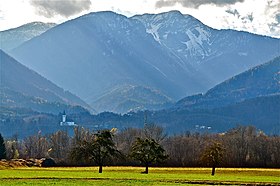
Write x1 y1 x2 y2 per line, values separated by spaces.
60 111 77 126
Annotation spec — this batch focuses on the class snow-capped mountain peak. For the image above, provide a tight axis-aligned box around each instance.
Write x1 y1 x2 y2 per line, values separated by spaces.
132 11 214 67
9 11 280 113
0 22 56 52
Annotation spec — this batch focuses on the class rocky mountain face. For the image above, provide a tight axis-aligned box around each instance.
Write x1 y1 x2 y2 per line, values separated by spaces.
133 11 215 66
0 50 91 114
9 11 280 113
133 11 280 82
0 22 56 52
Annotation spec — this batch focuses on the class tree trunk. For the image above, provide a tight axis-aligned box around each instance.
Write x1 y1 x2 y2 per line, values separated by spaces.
211 166 216 176
99 165 103 173
144 165 149 174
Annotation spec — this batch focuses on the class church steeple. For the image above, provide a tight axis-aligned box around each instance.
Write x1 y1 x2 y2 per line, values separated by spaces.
60 111 77 126
62 110 66 123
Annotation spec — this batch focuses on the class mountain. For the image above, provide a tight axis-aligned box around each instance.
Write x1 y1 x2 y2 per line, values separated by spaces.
10 11 280 113
116 57 279 134
176 56 280 110
11 11 209 112
211 94 280 133
133 11 280 83
0 22 56 52
0 50 91 114
1 56 279 137
91 85 173 113
142 94 280 134
1 93 278 138
0 106 63 138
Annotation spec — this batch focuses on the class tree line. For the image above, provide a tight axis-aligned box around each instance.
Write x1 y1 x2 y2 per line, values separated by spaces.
1 125 279 173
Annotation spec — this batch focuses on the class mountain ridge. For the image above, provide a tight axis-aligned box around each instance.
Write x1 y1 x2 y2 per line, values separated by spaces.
1 55 279 137
0 50 92 114
9 10 280 113
91 84 173 113
175 56 280 110
0 22 56 52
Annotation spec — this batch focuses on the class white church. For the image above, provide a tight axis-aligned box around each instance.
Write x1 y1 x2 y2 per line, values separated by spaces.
60 111 77 126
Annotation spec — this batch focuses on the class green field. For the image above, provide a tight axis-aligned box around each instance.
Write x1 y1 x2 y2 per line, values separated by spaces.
0 167 279 185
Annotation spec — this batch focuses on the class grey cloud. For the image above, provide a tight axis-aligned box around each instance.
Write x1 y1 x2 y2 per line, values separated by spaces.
265 0 280 33
265 0 280 15
276 13 280 23
247 13 254 22
0 10 3 20
30 0 91 18
268 22 279 32
240 13 254 22
155 0 245 9
156 1 176 8
226 9 240 18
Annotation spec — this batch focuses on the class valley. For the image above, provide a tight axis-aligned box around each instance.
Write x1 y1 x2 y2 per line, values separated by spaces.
0 10 279 138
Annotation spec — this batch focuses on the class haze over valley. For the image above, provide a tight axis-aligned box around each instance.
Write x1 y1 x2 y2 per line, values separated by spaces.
0 9 279 137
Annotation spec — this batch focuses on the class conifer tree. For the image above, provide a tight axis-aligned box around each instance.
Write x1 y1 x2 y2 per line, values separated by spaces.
0 133 6 160
131 137 168 174
71 130 119 173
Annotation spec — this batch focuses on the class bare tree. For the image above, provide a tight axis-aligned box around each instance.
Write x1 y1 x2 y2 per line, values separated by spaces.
201 141 224 176
143 123 167 143
114 128 141 155
24 132 49 159
49 131 71 163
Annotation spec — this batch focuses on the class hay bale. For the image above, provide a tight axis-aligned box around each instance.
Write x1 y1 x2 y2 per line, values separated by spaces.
40 158 56 167
10 159 28 167
0 160 9 168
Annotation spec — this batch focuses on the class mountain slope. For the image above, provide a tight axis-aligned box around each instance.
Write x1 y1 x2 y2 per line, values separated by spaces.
11 11 209 112
1 93 278 138
152 94 280 134
92 85 173 113
0 50 91 113
176 56 280 110
133 11 280 82
211 94 280 132
10 11 280 113
132 11 214 65
0 22 56 52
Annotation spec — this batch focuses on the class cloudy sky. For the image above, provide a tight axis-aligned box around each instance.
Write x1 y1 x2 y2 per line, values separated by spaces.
0 0 279 38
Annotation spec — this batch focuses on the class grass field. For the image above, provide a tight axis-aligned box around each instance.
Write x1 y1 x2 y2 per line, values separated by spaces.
0 167 279 185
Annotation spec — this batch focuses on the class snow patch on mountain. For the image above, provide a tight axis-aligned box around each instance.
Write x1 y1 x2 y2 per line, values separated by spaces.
146 24 162 44
182 27 212 59
132 11 216 67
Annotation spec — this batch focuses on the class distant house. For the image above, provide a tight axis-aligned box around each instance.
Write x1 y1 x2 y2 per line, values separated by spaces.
60 111 77 126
